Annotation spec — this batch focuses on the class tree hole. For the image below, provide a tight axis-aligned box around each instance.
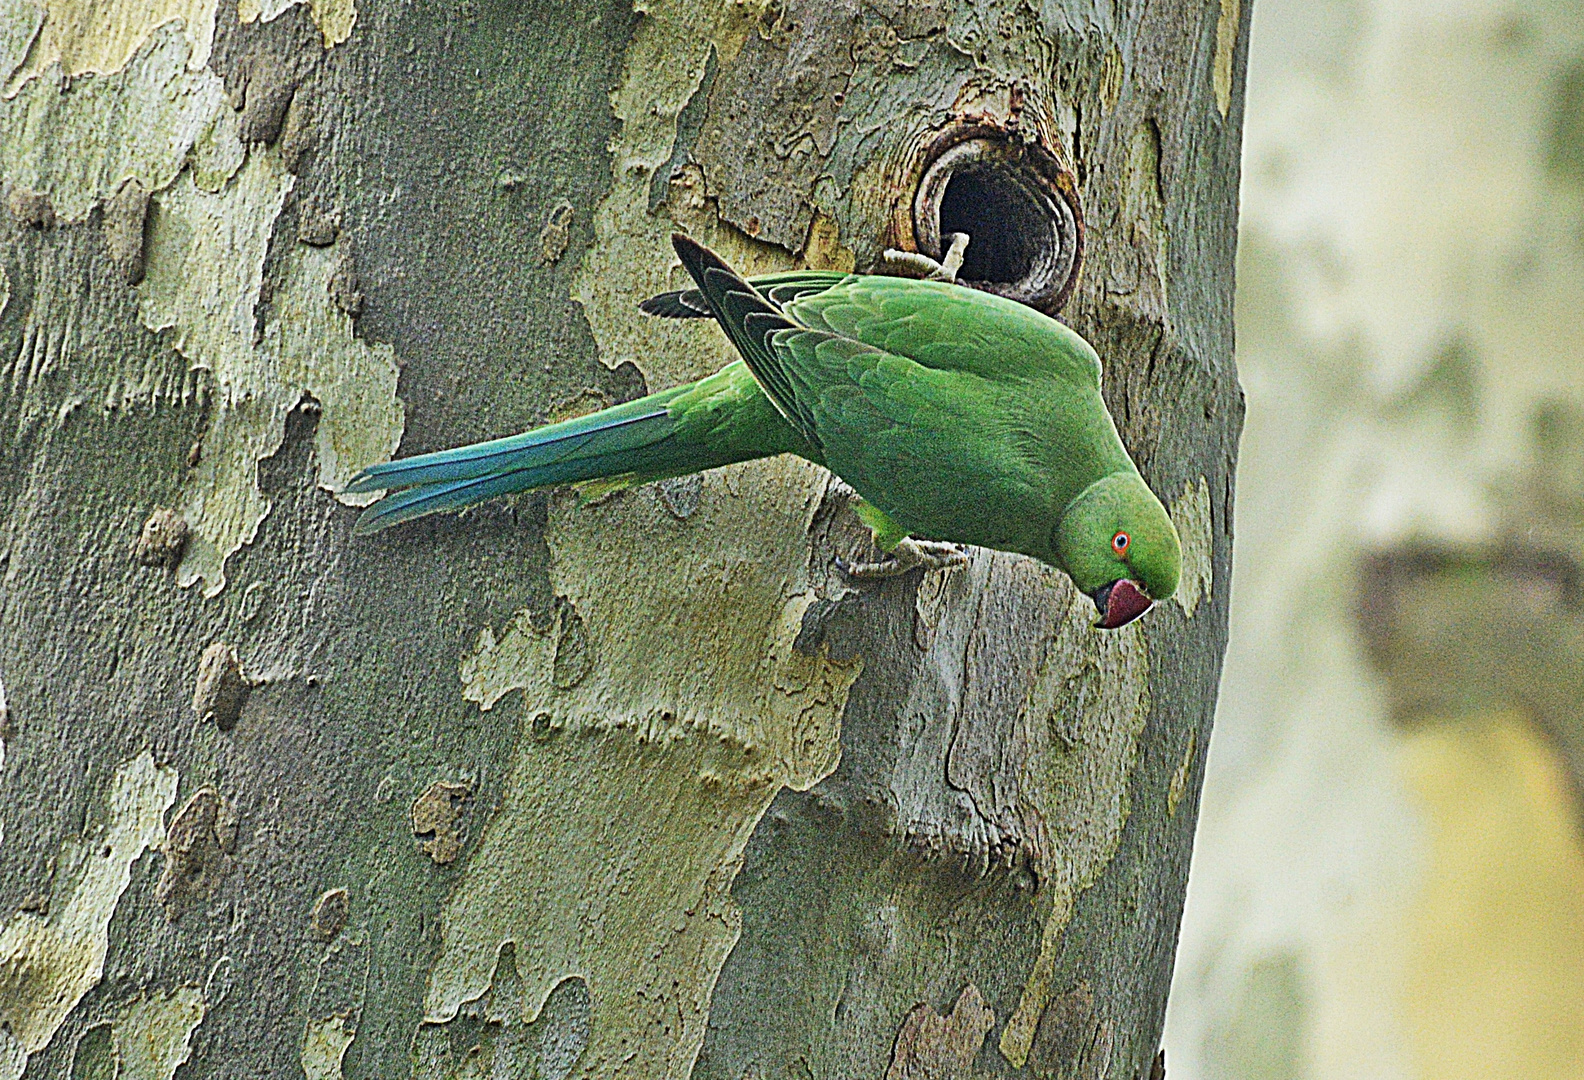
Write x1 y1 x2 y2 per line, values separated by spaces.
911 133 1083 313
939 165 1048 284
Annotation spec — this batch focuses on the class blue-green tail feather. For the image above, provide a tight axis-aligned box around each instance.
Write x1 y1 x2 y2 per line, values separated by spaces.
348 402 677 534
345 405 671 494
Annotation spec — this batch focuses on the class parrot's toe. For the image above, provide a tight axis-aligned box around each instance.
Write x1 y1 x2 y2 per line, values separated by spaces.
838 536 968 580
878 233 969 284
934 232 969 282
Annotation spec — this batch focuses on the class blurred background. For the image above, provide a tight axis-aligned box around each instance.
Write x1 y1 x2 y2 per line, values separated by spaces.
1163 0 1584 1076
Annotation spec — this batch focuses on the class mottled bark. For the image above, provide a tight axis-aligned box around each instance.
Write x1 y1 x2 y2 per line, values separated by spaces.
0 0 1246 1077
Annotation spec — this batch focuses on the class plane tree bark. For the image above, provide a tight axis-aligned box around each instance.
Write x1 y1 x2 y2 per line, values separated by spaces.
0 0 1246 1076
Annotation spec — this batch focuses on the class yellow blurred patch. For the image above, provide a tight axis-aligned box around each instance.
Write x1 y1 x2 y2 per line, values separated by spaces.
1400 711 1584 1080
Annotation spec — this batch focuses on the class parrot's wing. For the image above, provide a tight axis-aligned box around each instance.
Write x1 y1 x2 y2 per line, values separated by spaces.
640 270 853 320
669 235 827 444
769 326 1046 529
784 273 1103 390
669 236 1035 512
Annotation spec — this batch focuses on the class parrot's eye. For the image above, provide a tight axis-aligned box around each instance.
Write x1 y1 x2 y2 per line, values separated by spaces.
1111 531 1130 556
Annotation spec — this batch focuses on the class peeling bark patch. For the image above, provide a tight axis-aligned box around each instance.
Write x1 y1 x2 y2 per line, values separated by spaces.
884 983 995 1080
0 753 177 1074
139 153 292 593
297 204 339 247
277 87 316 172
139 150 403 596
0 2 43 90
6 185 52 227
535 200 574 267
68 1023 113 1080
1172 476 1213 617
7 29 375 595
435 466 860 1076
1213 0 1241 118
411 965 590 1080
550 603 593 691
412 781 472 865
328 245 363 317
238 0 357 50
229 21 315 149
191 642 249 730
155 786 237 921
134 507 189 568
802 207 855 273
113 988 205 1080
647 44 717 214
68 996 203 1080
311 887 349 940
300 1015 354 1080
461 613 553 714
1024 981 1114 1079
537 976 591 1080
571 0 791 397
2 0 217 92
0 24 242 224
103 177 151 284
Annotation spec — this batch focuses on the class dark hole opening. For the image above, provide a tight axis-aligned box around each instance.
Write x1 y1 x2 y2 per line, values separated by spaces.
938 165 1050 284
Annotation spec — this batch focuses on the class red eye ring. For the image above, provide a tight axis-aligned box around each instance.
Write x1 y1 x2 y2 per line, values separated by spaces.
1112 531 1130 556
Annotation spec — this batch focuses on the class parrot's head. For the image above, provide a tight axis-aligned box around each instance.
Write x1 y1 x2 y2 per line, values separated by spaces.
1053 472 1182 630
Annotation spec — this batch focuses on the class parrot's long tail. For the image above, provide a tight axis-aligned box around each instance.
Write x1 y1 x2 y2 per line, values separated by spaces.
345 359 815 535
345 394 681 535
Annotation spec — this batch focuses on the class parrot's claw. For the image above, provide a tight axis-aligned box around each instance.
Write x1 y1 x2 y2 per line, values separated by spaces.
935 232 969 282
880 233 970 284
837 536 969 580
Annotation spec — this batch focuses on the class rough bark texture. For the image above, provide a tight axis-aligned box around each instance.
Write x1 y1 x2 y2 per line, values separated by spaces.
0 0 1246 1078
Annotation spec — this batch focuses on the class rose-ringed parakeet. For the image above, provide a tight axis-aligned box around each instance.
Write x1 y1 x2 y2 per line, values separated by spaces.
346 234 1181 629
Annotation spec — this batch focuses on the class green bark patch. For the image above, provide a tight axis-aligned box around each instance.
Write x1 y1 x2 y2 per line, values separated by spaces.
0 753 178 1079
430 465 862 1077
0 21 402 597
139 151 402 596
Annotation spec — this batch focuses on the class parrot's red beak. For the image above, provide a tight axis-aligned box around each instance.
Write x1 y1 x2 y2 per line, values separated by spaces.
1093 580 1153 629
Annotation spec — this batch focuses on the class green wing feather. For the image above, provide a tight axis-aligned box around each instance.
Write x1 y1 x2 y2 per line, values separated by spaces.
669 235 1052 552
784 274 1103 388
770 327 1052 550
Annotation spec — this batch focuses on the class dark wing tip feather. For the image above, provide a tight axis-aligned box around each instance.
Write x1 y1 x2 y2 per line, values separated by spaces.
671 232 711 263
672 234 740 288
638 291 710 318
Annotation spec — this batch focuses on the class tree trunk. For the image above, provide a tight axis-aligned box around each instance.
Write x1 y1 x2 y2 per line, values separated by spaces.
0 0 1246 1077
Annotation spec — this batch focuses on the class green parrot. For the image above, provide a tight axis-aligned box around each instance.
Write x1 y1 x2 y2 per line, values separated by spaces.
346 234 1181 629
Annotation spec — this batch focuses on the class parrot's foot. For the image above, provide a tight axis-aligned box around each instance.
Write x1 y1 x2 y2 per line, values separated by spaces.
837 537 969 579
881 232 970 284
